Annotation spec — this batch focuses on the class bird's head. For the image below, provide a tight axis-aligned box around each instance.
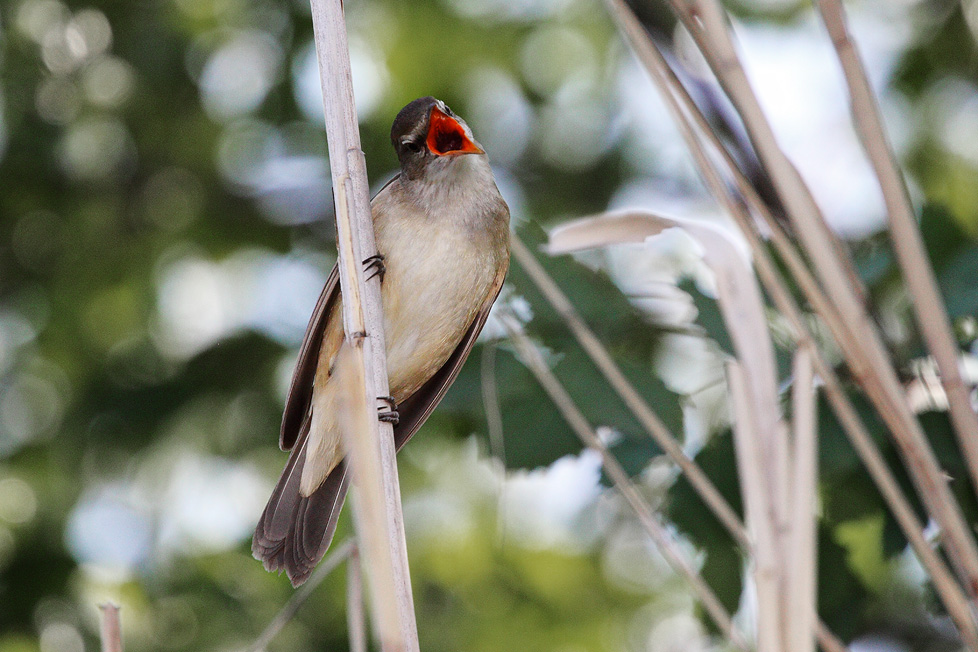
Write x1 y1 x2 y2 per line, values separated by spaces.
390 97 485 180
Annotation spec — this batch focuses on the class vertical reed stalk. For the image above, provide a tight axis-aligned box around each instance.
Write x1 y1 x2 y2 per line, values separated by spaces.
787 350 818 652
308 1 419 649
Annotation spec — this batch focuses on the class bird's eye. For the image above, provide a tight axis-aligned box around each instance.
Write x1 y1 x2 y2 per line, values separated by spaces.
403 140 422 153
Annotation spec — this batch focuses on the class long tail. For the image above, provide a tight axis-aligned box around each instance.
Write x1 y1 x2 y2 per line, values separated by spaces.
252 416 350 587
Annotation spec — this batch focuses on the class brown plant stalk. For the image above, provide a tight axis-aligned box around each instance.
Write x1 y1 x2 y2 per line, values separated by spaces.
522 232 847 651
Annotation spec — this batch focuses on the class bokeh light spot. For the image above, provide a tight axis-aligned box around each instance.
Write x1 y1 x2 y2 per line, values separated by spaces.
57 116 135 181
0 478 38 525
199 31 282 121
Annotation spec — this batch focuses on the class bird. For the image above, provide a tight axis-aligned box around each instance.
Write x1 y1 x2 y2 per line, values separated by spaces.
252 97 510 586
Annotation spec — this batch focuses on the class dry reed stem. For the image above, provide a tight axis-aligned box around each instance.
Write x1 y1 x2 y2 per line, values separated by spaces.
727 362 783 652
245 539 354 652
684 0 978 595
550 213 792 651
602 0 976 642
529 227 846 652
603 0 854 357
602 0 978 622
512 236 746 547
670 0 867 303
308 1 418 649
814 0 978 503
480 343 507 468
502 314 749 650
336 347 409 649
787 349 818 652
99 603 122 652
480 343 513 544
549 209 976 645
348 544 368 652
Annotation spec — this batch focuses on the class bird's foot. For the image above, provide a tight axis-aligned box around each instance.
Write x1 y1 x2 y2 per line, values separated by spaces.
363 254 386 283
377 395 399 425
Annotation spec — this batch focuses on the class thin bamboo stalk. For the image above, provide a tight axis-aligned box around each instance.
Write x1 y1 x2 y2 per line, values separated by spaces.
787 350 818 652
99 603 122 652
813 0 978 504
308 1 419 649
502 314 749 650
600 3 978 636
683 0 978 596
245 540 355 652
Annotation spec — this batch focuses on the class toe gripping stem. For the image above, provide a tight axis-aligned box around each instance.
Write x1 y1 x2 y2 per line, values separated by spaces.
377 395 399 425
363 254 385 283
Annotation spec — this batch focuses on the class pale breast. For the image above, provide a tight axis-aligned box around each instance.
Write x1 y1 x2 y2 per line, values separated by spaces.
376 212 500 400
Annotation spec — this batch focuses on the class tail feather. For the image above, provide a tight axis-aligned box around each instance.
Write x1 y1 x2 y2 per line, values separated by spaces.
252 417 351 587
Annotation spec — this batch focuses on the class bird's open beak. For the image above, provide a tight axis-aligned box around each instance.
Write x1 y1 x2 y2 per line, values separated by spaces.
426 106 484 156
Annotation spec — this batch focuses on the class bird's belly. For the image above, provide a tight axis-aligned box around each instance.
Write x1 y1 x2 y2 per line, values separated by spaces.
378 229 497 401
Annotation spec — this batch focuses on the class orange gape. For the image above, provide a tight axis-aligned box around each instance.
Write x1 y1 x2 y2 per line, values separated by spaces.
426 106 484 156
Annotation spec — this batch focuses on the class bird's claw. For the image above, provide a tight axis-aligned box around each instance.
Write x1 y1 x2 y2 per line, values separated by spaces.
377 395 399 425
363 254 386 283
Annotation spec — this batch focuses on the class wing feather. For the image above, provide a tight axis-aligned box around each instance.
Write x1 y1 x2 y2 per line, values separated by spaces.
280 266 340 450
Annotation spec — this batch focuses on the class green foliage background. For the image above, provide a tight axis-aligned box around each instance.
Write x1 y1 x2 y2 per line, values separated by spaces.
3 0 978 650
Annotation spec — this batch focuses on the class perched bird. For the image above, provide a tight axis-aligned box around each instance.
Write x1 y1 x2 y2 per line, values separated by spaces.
253 97 510 586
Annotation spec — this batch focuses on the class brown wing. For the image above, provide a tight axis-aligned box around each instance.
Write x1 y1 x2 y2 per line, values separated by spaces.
280 266 340 450
256 266 507 586
280 174 405 450
282 259 507 452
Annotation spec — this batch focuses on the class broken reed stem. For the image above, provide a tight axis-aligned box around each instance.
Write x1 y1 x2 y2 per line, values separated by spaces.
348 545 368 652
601 0 978 643
502 314 749 651
308 0 418 650
512 236 745 546
787 350 819 652
99 603 122 652
814 0 978 504
687 0 978 596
